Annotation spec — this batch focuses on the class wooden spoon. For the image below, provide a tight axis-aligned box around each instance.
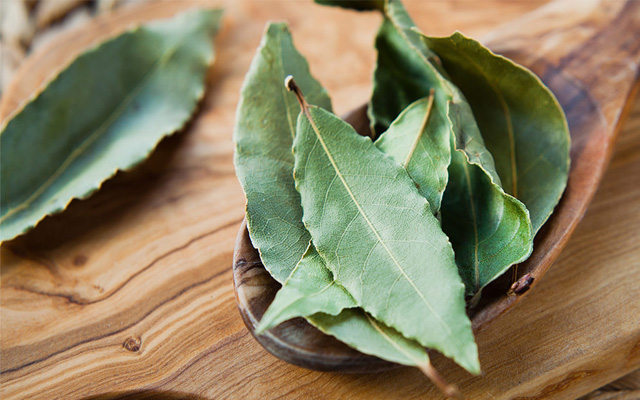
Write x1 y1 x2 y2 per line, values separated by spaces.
233 0 640 372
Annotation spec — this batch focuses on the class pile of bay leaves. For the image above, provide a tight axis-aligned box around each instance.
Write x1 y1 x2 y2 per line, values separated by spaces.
234 0 570 394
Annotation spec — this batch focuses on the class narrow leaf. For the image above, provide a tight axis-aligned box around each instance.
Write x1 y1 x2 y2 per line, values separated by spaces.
423 32 570 232
256 243 357 333
292 98 479 374
0 9 223 242
369 0 533 296
375 93 450 214
233 22 332 283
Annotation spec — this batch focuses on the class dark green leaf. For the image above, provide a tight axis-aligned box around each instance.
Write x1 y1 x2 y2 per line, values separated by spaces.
423 32 570 232
0 9 223 242
369 0 533 296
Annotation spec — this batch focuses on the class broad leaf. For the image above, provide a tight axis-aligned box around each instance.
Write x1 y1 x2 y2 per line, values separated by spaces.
256 243 357 333
369 0 533 296
234 22 332 283
423 32 570 232
375 94 450 214
292 102 479 374
0 9 223 242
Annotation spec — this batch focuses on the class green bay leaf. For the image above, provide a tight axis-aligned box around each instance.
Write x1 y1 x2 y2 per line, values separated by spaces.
234 22 332 283
375 94 450 215
0 9 223 242
369 0 533 296
293 103 479 374
422 32 570 232
236 23 437 374
256 243 357 333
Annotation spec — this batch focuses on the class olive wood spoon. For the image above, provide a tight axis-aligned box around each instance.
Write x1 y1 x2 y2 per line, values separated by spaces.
233 0 640 372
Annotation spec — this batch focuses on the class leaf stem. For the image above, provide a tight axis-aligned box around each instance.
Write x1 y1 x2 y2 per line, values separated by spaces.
285 75 309 112
418 359 460 399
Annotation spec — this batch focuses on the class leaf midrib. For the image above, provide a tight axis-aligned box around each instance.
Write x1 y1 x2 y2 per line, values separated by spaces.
1 38 183 223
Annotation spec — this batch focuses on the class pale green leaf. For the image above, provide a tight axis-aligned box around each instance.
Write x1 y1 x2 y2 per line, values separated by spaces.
310 309 431 367
293 104 479 374
422 32 570 232
256 243 357 333
0 9 223 242
369 0 533 296
233 22 332 283
375 95 450 214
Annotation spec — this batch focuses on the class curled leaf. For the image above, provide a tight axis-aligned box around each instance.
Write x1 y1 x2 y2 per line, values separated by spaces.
423 32 570 232
368 0 533 296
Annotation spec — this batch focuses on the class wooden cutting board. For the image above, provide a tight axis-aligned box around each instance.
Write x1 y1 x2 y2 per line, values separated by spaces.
1 1 638 399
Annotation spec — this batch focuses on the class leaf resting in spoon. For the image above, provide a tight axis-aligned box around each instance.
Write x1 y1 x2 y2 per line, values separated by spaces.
234 22 332 283
423 32 570 232
0 9 223 242
368 0 533 297
291 91 479 374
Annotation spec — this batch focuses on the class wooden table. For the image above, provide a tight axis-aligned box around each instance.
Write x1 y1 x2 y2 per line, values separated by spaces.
1 1 638 399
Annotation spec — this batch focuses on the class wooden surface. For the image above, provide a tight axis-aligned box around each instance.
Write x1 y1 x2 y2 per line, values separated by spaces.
1 1 639 399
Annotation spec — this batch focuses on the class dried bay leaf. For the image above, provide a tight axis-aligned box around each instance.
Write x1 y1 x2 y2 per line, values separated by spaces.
238 25 450 380
368 0 533 297
291 92 479 374
374 93 450 215
256 243 357 332
423 33 570 232
0 9 223 242
234 22 332 283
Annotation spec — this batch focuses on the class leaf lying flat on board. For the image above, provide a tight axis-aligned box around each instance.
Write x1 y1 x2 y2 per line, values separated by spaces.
375 94 450 215
234 22 332 283
423 32 570 233
236 23 436 372
293 103 479 374
0 9 222 242
368 0 533 297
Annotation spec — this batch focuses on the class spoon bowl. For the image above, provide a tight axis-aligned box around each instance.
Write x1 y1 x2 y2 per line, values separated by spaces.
233 0 640 372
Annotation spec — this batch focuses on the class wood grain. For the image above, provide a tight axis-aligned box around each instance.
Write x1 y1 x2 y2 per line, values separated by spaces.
1 1 639 399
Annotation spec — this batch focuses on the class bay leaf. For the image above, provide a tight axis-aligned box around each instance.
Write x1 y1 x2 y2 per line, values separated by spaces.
256 243 357 333
369 0 533 297
291 93 479 374
237 25 451 381
234 22 332 283
0 9 222 242
374 93 450 215
422 32 570 232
